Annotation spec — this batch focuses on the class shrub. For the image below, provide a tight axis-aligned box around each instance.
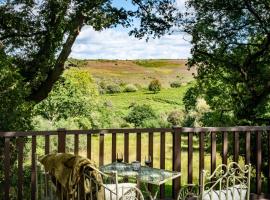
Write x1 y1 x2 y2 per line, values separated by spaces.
106 84 121 94
170 81 182 88
98 80 107 94
124 104 156 127
134 83 142 90
124 84 138 92
148 79 161 93
142 116 171 128
167 110 184 126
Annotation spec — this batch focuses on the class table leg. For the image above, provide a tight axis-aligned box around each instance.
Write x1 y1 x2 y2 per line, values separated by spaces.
142 182 159 200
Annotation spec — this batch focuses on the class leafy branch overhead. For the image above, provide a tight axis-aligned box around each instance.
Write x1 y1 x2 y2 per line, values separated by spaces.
0 0 181 103
183 0 270 124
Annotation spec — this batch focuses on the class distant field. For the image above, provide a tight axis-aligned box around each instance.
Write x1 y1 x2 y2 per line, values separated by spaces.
101 86 192 117
66 59 196 119
70 59 195 88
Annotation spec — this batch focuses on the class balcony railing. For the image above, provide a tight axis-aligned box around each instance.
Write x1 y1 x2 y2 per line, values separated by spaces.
1 126 270 200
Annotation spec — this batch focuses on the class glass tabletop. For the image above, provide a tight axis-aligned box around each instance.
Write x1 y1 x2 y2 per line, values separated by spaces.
99 162 181 185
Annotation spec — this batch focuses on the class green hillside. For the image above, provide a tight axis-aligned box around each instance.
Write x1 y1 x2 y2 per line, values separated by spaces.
69 59 195 124
70 59 195 88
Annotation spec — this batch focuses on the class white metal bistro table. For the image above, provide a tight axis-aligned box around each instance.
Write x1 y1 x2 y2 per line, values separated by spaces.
100 162 181 200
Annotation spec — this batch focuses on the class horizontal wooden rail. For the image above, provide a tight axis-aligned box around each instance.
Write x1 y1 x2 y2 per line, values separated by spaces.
1 126 270 137
1 126 270 199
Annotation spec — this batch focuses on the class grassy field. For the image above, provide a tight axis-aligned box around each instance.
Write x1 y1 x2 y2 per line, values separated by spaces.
71 59 195 88
101 85 192 117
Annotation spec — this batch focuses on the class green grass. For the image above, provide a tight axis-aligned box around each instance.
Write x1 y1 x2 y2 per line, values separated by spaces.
134 59 180 68
101 84 193 117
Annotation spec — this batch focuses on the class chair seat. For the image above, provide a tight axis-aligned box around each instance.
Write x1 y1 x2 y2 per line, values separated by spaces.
203 185 247 200
104 183 137 200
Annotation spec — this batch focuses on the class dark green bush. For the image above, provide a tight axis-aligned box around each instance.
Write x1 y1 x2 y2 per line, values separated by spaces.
106 84 122 94
124 104 156 127
148 79 161 93
170 81 181 88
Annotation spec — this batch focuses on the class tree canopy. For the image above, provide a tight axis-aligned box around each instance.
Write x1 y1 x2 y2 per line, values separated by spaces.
183 0 270 125
0 0 180 103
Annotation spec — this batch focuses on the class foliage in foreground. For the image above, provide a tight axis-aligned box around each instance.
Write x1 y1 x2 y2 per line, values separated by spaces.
34 68 114 130
183 0 270 125
182 0 270 177
0 47 33 195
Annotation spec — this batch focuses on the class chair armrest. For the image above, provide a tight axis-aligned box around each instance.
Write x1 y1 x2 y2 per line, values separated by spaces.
120 183 144 200
177 184 200 200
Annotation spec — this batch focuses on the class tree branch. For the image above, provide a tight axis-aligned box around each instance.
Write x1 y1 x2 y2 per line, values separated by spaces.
28 15 85 103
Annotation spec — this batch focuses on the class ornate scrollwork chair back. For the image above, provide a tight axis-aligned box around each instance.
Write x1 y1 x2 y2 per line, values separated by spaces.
201 162 251 200
177 162 251 200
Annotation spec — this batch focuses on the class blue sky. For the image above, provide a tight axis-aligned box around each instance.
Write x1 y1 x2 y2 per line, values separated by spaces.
70 0 191 60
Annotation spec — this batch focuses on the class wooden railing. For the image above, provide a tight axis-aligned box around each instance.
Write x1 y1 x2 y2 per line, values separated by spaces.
1 126 270 200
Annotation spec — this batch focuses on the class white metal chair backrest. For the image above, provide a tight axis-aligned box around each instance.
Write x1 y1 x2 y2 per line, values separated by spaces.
201 162 251 200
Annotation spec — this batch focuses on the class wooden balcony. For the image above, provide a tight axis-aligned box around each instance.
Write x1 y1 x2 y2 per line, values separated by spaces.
1 126 270 199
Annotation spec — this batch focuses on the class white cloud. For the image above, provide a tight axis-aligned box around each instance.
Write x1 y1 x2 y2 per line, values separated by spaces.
70 26 191 60
175 0 186 10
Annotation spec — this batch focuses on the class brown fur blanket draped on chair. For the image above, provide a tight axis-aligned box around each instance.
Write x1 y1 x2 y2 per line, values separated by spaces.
39 153 104 200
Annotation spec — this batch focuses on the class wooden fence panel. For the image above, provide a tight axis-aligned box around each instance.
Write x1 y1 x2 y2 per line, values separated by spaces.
4 137 10 200
234 132 239 163
199 132 204 187
74 134 79 155
173 128 181 198
268 131 270 193
99 133 105 166
17 137 24 200
57 129 66 153
1 126 270 199
87 134 91 159
188 132 193 184
211 132 216 175
160 131 166 198
256 131 262 194
112 132 116 162
45 135 50 154
31 136 37 200
245 132 250 165
124 132 129 163
136 132 141 162
222 132 228 165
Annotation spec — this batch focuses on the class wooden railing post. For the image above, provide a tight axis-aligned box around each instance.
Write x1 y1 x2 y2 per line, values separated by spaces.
188 132 193 184
256 131 262 194
160 131 166 198
57 128 66 153
99 131 105 166
124 132 129 163
4 137 10 200
172 127 181 198
17 137 24 200
199 132 205 188
211 132 216 175
112 132 116 162
87 134 91 159
136 132 141 162
31 136 37 200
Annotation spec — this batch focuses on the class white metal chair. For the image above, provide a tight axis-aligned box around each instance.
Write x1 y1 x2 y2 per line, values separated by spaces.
38 163 144 200
177 162 251 200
